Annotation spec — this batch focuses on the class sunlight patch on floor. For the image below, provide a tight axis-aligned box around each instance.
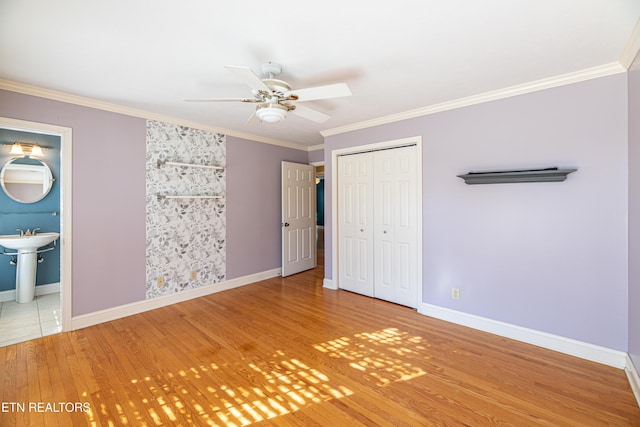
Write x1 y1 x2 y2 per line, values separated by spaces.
115 353 353 426
313 327 427 386
83 328 426 425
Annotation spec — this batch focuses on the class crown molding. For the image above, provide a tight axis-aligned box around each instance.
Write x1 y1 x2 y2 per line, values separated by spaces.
0 79 309 152
620 17 640 69
2 58 629 150
321 62 626 137
306 144 324 152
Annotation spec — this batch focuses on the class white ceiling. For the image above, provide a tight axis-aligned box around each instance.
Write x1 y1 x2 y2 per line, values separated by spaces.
1 1 639 147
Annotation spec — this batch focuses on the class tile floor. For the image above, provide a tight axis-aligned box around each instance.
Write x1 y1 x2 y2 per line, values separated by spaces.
0 293 61 347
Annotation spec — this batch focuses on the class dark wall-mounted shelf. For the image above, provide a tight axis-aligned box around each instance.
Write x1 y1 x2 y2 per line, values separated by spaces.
457 167 577 185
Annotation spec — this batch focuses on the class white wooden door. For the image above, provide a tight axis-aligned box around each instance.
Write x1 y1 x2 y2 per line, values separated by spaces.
373 146 418 308
281 161 316 277
338 152 375 296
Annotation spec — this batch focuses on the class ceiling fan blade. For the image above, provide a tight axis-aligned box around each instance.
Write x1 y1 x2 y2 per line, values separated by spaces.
292 104 330 123
287 83 351 102
182 97 260 103
225 65 270 92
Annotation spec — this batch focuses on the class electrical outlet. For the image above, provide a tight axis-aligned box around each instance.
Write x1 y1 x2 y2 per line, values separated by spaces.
451 288 460 300
157 276 165 287
190 270 198 280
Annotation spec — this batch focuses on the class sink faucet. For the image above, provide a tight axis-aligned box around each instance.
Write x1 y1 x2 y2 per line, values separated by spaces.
15 228 39 237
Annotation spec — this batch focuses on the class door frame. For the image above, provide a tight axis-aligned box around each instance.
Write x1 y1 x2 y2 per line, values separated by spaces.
0 116 72 331
330 136 423 307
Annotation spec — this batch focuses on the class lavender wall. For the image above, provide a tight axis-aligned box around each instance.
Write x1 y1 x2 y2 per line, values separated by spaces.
215 136 308 279
629 52 640 367
324 74 628 350
0 90 147 315
0 90 310 317
307 148 324 164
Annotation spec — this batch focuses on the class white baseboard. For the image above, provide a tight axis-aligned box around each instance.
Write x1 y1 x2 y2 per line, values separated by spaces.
626 354 640 408
419 303 627 369
0 282 60 303
71 268 281 330
323 278 337 290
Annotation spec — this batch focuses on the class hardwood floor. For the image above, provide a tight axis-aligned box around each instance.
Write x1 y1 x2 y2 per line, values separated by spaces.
1 257 639 426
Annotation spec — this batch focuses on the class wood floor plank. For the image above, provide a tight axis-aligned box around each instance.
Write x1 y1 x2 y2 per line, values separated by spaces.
1 257 639 426
0 345 17 427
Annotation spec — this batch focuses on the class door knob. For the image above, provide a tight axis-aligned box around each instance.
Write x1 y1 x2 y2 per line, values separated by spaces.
283 222 290 227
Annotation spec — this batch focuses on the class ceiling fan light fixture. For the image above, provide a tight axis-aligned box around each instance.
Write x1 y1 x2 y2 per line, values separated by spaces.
256 103 287 123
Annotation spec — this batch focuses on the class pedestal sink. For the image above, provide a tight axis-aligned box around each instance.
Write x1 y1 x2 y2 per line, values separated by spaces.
0 232 59 303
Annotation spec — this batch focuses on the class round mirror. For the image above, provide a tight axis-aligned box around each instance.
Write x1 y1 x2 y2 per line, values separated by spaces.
0 157 54 203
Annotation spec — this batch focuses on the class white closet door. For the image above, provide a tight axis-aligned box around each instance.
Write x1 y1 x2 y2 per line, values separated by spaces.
281 161 316 277
373 146 418 308
338 152 375 296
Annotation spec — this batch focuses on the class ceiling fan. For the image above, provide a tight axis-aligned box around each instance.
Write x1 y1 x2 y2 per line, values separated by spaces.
183 62 352 124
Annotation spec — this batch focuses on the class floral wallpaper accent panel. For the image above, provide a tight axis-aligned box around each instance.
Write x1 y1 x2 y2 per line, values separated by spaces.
145 120 226 299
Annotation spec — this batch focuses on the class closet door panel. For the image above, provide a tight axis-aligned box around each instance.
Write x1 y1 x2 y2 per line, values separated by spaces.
338 153 374 297
374 146 418 308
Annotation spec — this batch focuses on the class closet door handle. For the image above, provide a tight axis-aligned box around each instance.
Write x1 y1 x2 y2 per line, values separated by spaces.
282 222 290 227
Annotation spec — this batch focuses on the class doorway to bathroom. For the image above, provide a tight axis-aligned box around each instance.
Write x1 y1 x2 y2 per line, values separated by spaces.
0 117 72 346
